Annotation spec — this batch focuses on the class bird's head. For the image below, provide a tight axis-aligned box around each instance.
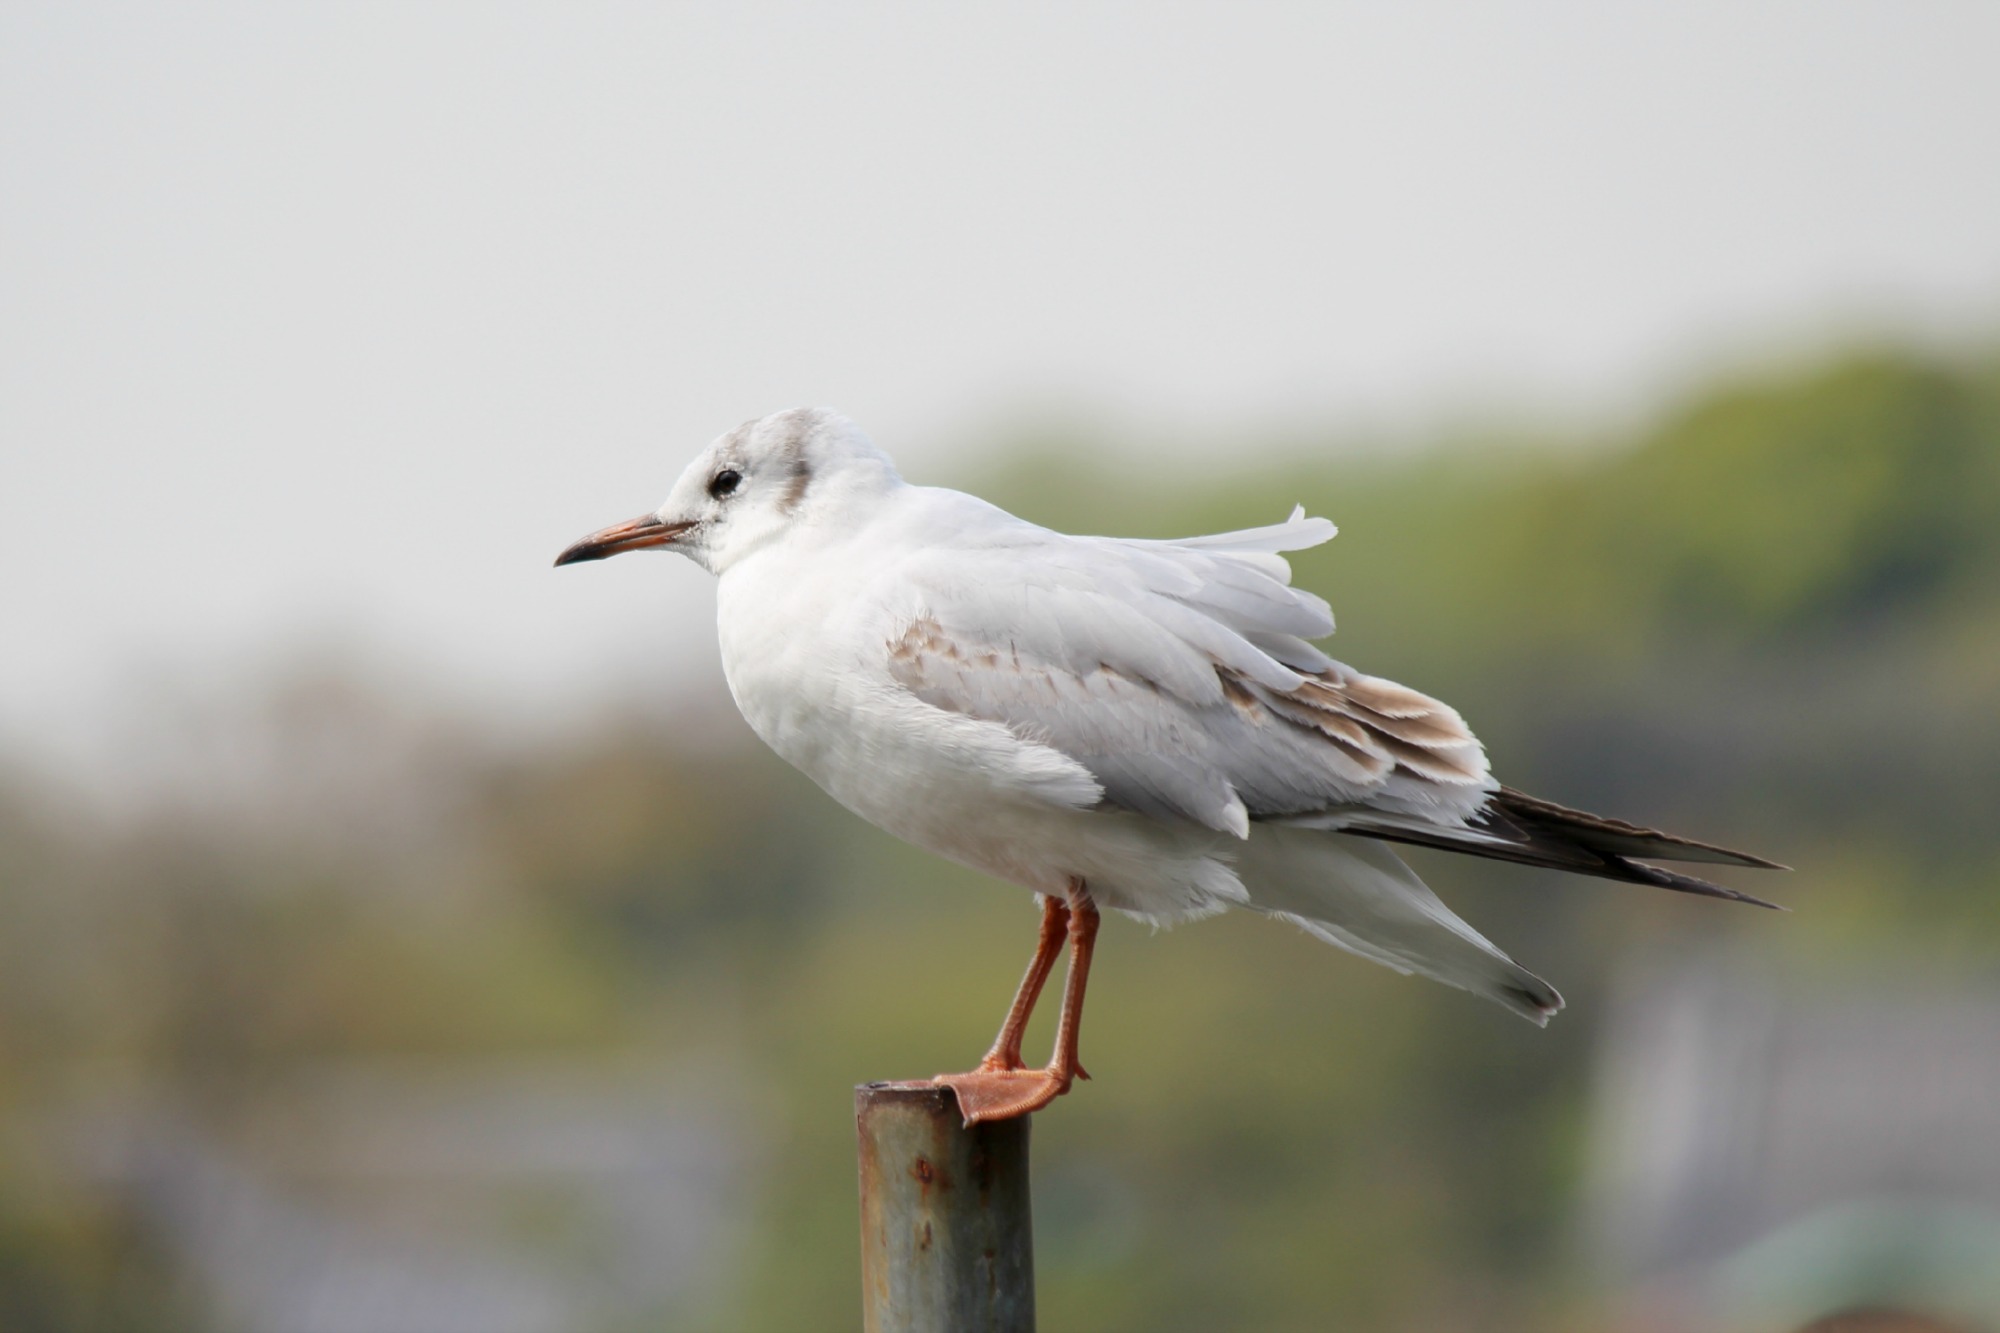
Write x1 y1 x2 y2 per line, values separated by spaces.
554 407 901 575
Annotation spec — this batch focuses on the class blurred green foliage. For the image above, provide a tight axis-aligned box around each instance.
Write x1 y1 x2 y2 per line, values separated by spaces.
1 344 1997 1330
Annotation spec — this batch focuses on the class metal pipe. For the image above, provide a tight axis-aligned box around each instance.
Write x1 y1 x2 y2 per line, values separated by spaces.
856 1081 1035 1333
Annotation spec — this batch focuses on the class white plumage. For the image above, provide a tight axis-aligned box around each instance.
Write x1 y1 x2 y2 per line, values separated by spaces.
557 408 1782 1073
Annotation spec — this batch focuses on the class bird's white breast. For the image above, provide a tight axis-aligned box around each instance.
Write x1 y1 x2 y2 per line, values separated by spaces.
708 502 1238 915
715 534 1074 822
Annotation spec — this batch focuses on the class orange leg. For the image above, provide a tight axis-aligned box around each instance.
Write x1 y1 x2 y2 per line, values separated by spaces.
936 880 1101 1126
975 894 1070 1071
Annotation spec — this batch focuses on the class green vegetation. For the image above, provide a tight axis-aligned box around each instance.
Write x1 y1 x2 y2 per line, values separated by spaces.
2 344 1996 1330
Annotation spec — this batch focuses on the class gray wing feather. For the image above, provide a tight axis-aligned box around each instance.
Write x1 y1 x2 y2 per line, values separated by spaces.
882 509 1492 837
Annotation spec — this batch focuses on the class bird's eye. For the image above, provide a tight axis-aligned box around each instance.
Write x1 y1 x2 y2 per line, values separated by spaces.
708 469 742 499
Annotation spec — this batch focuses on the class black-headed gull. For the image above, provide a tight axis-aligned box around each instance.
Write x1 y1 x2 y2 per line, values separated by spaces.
556 408 1782 1125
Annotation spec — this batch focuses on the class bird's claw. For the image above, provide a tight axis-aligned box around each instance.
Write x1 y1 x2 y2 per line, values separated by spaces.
933 1068 1073 1126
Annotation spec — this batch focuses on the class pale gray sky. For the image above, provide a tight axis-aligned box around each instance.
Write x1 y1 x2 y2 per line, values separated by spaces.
4 3 1998 783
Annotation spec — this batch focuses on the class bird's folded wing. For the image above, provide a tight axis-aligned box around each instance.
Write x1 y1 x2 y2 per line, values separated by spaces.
880 510 1494 836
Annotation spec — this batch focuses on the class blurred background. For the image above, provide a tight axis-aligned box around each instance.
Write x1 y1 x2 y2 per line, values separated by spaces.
5 4 2000 1330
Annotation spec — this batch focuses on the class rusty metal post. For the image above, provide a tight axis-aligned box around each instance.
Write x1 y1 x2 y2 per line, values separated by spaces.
856 1081 1035 1333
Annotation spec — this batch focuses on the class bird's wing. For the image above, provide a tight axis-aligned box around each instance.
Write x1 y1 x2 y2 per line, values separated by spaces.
879 506 1492 837
1302 786 1787 907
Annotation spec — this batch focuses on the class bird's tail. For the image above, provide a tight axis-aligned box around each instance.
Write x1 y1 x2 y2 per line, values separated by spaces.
1233 824 1563 1025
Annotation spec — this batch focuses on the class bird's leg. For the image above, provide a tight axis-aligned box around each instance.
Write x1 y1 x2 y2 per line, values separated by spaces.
973 894 1071 1072
935 879 1101 1126
1047 882 1100 1086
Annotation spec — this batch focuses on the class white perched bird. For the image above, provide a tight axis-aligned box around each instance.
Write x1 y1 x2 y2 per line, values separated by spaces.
556 407 1782 1124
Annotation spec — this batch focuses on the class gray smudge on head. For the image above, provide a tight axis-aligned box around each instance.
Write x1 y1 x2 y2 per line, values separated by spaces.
767 407 818 514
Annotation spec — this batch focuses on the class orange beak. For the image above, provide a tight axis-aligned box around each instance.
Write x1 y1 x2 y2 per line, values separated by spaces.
552 514 696 567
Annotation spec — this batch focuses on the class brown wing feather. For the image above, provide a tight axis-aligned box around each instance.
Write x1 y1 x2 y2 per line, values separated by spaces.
1244 668 1490 789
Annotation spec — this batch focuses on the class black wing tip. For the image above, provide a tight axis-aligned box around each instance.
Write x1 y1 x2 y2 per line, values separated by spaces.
1625 858 1787 910
1492 786 1788 871
1712 849 1793 872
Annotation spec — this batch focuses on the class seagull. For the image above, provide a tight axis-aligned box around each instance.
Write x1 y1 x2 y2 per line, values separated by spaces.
556 407 1783 1125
